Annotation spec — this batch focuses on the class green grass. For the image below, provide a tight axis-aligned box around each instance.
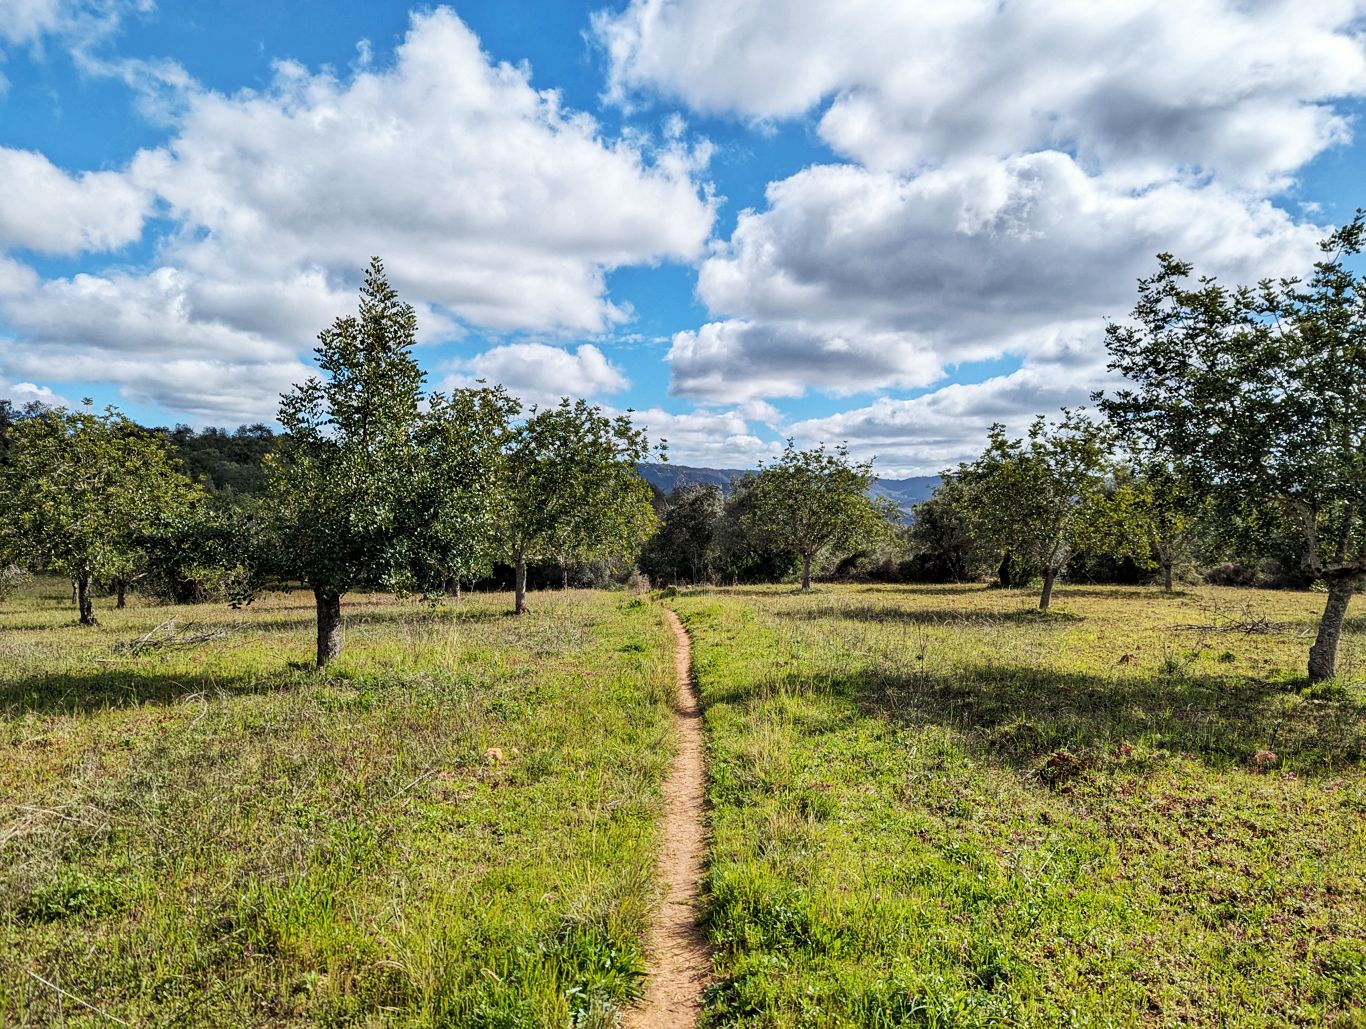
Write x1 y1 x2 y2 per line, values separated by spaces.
670 583 1366 1027
0 580 676 1027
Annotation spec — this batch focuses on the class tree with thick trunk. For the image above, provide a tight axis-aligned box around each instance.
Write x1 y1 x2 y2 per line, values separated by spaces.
800 553 813 591
268 259 432 668
314 587 343 667
515 555 529 615
1309 574 1359 682
115 579 127 609
1102 215 1366 681
1039 566 1058 610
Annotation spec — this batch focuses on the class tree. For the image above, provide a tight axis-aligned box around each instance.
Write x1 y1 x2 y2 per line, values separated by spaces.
710 474 797 584
138 494 269 605
497 399 656 615
0 404 200 624
418 385 521 596
266 257 430 666
963 410 1115 609
744 441 896 591
1100 215 1366 680
1118 458 1201 592
906 475 985 583
639 482 724 584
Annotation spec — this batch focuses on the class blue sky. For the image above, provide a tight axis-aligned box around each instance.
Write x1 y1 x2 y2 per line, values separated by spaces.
1 0 1363 472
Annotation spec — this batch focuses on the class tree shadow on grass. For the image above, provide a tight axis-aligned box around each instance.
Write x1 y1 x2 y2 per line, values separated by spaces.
775 605 1083 627
0 668 302 718
715 661 1364 774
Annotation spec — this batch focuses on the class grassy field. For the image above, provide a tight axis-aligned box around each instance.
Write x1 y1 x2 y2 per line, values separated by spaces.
0 581 676 1027
670 583 1366 1027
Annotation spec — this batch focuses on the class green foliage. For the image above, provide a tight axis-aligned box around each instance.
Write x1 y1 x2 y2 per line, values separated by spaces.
417 385 522 592
138 495 270 604
1101 214 1366 677
745 441 897 589
959 409 1119 606
498 398 657 610
906 475 987 582
639 482 725 584
710 474 799 585
267 257 431 599
167 423 276 495
0 403 201 621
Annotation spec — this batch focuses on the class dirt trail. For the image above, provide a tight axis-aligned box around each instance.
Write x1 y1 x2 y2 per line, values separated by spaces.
626 606 710 1028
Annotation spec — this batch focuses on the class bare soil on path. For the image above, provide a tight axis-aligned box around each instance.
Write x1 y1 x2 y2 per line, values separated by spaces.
626 606 710 1028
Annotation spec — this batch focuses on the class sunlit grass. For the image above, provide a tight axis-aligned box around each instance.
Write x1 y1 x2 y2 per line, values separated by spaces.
672 583 1366 1026
0 579 675 1026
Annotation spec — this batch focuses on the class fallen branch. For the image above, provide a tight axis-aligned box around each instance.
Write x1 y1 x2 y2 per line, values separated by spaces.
25 969 130 1026
114 620 230 655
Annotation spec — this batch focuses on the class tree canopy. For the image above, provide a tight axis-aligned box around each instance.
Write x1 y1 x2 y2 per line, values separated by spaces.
0 404 200 624
267 257 432 665
745 441 896 591
960 410 1120 609
1100 214 1366 679
497 399 656 614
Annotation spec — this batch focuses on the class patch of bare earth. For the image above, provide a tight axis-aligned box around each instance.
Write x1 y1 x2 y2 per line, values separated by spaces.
626 606 710 1028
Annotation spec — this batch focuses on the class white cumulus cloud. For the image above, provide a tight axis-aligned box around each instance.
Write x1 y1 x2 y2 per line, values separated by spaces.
597 0 1366 187
0 147 151 254
671 153 1324 405
448 342 630 408
0 7 715 420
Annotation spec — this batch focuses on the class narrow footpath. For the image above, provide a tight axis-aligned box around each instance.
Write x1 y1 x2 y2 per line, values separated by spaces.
626 606 710 1028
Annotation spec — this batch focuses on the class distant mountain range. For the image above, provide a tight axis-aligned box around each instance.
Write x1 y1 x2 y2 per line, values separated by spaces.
637 463 940 520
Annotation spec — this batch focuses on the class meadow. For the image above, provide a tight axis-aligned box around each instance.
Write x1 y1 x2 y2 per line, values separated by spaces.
673 583 1366 1027
0 580 676 1027
4 577 1364 1028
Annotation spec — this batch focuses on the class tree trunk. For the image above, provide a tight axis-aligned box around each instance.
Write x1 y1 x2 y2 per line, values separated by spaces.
998 551 1013 588
1039 566 1057 610
314 587 343 668
801 553 812 591
561 563 569 590
1162 560 1174 593
116 579 127 609
1308 574 1358 682
515 557 528 615
454 579 461 599
77 572 97 626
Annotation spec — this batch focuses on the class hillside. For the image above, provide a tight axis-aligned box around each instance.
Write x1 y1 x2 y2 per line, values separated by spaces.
638 462 940 518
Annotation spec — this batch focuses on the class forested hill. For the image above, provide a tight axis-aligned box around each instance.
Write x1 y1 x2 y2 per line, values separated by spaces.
636 463 939 518
2 401 941 513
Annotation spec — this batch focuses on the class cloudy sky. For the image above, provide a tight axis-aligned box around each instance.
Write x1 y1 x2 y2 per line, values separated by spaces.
2 0 1363 473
